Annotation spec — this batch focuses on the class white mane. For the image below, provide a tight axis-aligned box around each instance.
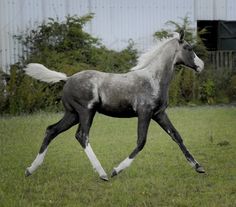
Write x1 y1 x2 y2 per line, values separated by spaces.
130 32 180 71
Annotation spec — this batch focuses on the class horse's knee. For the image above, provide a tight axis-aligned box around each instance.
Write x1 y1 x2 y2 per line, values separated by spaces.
167 128 183 144
45 124 58 137
137 138 146 151
130 138 146 158
75 131 88 148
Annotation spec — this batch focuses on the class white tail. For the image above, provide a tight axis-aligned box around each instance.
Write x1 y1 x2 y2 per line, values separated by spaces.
24 63 68 83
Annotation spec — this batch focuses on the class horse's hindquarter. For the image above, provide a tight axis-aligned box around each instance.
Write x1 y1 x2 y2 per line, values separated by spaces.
62 70 102 111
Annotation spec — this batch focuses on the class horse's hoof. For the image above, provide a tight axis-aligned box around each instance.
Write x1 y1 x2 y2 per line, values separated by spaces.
196 165 205 173
100 174 109 181
111 169 118 177
25 168 31 177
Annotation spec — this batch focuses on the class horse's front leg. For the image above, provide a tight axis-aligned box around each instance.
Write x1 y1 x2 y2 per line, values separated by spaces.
153 111 205 173
111 110 152 177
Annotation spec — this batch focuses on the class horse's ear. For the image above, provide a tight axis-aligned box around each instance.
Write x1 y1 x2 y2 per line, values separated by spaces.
179 29 184 43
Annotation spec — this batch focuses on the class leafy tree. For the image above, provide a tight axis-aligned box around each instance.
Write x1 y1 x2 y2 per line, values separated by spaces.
1 14 137 114
154 16 208 59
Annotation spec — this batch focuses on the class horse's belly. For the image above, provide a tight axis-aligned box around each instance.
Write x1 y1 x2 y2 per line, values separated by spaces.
97 103 137 118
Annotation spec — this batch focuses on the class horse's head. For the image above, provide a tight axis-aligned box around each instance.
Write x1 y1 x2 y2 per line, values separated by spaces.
175 30 204 73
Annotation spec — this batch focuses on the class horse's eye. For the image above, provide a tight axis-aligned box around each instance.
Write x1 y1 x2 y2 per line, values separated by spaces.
183 45 193 51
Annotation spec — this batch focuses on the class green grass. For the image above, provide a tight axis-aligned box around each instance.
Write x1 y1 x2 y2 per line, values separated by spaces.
0 106 236 207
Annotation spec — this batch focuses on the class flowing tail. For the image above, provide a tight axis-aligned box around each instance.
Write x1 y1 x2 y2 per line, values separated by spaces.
24 63 68 83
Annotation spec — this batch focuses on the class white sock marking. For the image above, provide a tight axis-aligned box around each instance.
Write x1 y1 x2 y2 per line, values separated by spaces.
84 144 107 177
27 148 48 174
114 157 134 173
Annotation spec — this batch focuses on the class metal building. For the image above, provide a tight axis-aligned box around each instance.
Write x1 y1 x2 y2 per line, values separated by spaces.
1 0 236 73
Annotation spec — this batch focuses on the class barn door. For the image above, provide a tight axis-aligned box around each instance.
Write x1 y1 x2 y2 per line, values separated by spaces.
218 21 236 50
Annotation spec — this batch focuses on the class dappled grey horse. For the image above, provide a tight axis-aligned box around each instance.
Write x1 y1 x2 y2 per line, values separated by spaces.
24 31 205 181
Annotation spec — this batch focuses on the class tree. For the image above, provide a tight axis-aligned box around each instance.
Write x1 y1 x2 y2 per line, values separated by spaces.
1 14 137 114
154 15 208 59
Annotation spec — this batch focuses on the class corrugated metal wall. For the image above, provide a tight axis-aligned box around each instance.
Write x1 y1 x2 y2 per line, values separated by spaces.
195 0 236 20
0 0 92 73
1 0 236 73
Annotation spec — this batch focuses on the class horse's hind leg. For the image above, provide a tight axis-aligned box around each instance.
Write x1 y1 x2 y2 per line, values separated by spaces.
75 109 108 181
153 111 205 173
25 111 79 176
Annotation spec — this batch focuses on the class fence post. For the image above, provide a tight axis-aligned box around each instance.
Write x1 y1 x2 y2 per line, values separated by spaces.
208 50 235 70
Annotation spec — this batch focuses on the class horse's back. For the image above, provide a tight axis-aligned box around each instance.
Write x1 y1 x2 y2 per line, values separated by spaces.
61 69 156 117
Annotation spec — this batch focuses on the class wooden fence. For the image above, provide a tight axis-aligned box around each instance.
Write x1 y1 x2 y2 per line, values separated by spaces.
208 51 236 70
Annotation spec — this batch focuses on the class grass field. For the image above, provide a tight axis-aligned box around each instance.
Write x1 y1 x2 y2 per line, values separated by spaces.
0 106 236 207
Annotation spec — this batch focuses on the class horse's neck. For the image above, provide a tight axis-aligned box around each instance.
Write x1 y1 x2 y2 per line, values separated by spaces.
148 41 178 85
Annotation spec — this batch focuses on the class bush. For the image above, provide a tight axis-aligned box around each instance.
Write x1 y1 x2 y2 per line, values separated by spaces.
169 68 201 105
0 71 9 112
227 75 236 101
1 14 137 115
200 79 216 104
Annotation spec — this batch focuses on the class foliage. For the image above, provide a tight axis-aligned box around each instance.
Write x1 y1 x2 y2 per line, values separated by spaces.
154 16 208 60
227 75 236 101
1 14 137 114
0 71 9 112
200 79 216 104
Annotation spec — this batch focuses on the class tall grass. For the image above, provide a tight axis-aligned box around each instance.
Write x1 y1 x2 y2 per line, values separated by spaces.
0 106 236 207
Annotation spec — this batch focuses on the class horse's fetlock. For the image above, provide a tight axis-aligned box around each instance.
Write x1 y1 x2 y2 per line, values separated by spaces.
75 132 82 142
